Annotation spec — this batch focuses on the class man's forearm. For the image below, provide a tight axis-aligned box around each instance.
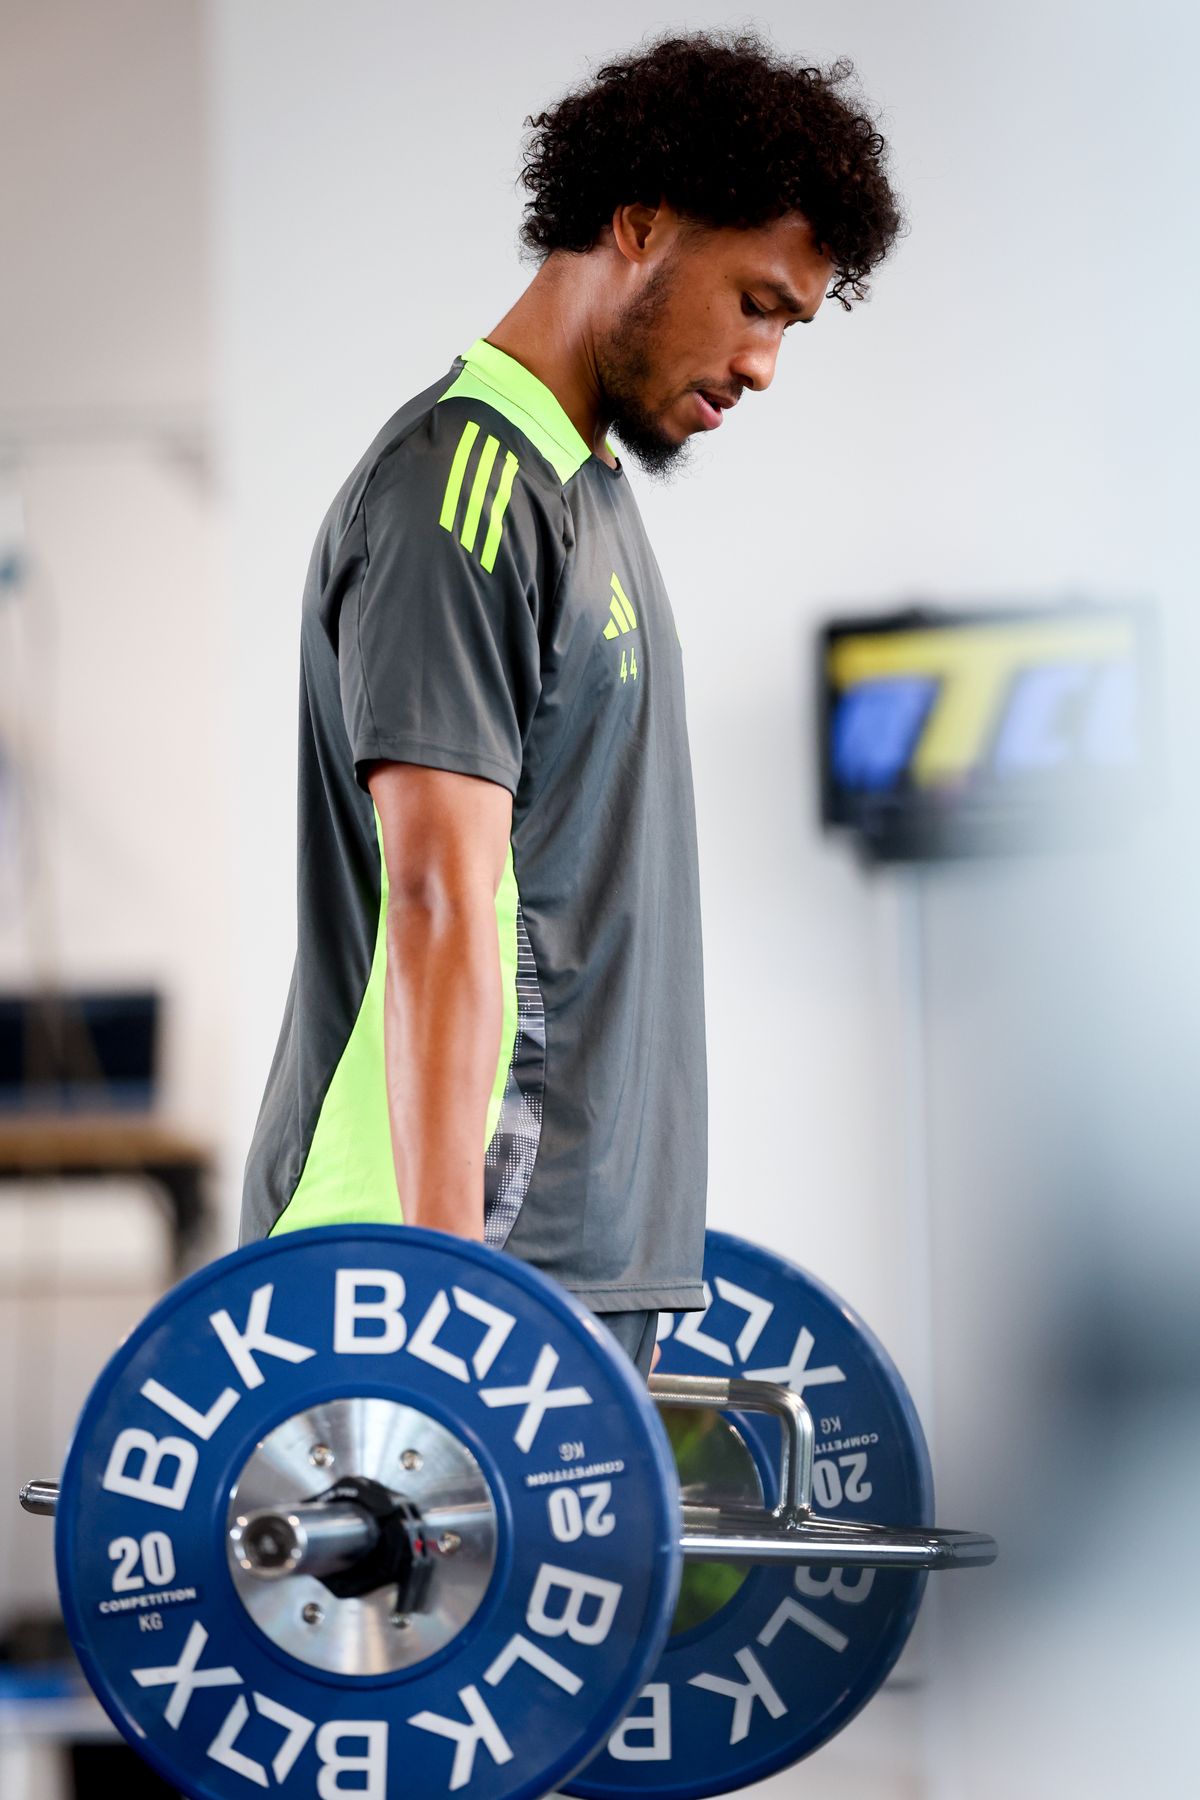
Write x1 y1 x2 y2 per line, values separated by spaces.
382 895 502 1240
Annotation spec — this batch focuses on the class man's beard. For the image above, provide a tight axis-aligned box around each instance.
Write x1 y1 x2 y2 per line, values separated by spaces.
596 262 695 481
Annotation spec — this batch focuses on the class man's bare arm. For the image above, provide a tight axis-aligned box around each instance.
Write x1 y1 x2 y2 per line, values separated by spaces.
365 762 513 1241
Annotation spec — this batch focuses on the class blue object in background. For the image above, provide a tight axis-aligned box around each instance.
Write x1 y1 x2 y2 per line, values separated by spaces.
831 677 937 793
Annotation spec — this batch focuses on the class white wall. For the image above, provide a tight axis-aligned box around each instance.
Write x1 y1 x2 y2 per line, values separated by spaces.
0 0 230 1147
0 0 236 1636
208 4 1196 1795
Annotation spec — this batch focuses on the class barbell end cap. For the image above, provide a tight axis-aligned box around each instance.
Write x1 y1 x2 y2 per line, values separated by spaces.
19 1479 59 1517
924 1529 999 1568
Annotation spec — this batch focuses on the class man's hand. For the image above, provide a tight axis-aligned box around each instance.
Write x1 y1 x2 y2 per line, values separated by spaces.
366 761 513 1242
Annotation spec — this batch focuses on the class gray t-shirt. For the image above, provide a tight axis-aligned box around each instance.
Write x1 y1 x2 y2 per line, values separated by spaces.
240 337 707 1311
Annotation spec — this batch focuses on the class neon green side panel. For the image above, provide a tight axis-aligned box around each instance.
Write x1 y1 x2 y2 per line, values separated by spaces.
271 818 520 1236
272 811 398 1235
439 338 591 485
487 846 520 1149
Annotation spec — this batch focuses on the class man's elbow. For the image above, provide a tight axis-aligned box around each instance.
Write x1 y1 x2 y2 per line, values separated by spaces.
385 866 497 943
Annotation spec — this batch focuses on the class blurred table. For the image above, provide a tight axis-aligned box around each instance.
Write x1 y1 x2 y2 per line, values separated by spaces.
0 1113 215 1276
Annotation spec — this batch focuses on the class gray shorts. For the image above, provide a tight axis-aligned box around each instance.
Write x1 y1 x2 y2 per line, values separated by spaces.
593 1308 659 1380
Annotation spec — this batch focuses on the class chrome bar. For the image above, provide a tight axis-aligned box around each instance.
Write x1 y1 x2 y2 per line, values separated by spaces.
680 1505 998 1569
229 1502 380 1582
19 1480 59 1517
650 1373 814 1518
651 1375 997 1570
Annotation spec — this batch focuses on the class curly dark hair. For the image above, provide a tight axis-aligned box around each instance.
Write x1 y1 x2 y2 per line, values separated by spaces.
518 29 905 309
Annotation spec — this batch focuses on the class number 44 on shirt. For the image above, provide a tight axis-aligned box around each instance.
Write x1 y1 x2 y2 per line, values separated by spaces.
621 647 639 684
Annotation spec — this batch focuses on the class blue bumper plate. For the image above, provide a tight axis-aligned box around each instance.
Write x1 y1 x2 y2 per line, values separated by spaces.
55 1225 681 1800
567 1229 932 1798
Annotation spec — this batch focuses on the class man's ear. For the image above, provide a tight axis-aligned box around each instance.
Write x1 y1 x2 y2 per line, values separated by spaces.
609 199 669 264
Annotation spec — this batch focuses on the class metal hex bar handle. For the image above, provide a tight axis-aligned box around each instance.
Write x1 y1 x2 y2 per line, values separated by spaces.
650 1374 998 1570
229 1502 381 1582
649 1373 814 1519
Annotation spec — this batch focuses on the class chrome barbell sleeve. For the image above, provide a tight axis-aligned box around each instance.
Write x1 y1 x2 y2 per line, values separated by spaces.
19 1479 59 1517
229 1501 381 1581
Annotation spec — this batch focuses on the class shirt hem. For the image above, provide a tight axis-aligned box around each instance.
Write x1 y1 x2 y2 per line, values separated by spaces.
565 1281 706 1313
353 733 520 795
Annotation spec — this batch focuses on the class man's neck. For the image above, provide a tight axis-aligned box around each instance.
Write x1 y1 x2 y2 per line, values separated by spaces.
485 263 617 467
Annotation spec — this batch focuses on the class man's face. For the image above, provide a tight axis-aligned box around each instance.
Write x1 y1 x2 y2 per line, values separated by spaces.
596 211 834 479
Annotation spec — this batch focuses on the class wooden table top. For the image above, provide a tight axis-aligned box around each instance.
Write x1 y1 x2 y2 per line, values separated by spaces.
0 1113 212 1172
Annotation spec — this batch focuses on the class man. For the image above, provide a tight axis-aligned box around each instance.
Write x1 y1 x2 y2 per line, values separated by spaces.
240 29 902 1379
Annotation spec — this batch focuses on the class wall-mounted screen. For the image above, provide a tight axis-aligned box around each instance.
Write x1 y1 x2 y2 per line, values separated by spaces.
819 604 1152 861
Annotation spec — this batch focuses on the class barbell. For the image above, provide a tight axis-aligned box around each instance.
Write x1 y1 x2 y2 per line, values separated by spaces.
18 1223 995 1799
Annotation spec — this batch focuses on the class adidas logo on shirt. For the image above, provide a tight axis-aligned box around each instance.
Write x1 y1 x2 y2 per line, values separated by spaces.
603 572 638 639
604 572 640 685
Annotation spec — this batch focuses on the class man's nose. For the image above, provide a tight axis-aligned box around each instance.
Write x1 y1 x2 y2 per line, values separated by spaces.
732 339 780 395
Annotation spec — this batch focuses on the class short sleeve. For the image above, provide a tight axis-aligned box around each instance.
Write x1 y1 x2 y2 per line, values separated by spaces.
338 404 564 794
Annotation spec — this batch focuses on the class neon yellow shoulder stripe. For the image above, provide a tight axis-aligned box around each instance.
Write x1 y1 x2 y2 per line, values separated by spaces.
481 451 520 573
461 434 500 554
439 420 480 530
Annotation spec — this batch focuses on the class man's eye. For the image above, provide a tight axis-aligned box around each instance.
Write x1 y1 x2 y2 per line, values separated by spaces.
741 294 768 319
